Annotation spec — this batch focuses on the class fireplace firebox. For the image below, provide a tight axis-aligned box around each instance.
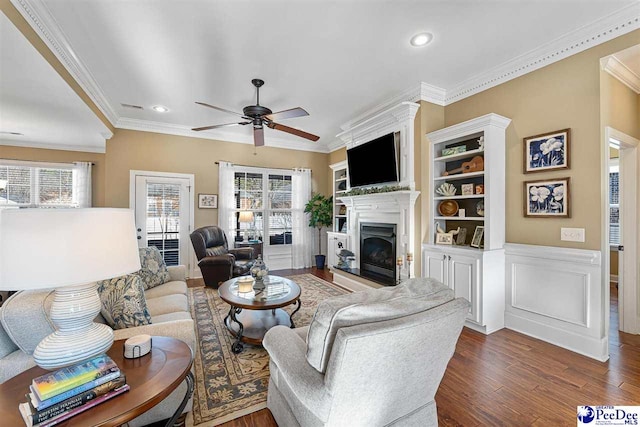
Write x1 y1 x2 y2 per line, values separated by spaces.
359 222 396 285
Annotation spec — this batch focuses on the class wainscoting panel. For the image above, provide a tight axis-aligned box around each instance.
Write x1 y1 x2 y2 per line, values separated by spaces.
505 244 607 361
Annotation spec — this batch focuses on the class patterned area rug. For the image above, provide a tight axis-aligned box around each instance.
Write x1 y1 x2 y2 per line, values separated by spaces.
186 274 348 426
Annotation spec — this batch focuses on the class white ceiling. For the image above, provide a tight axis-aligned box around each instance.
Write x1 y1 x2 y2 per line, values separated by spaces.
2 0 639 153
0 13 111 153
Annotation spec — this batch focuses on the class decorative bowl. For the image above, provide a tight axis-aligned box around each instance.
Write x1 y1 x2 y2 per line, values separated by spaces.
438 200 459 217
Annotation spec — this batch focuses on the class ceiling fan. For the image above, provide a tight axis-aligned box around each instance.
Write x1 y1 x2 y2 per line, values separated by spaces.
192 78 320 147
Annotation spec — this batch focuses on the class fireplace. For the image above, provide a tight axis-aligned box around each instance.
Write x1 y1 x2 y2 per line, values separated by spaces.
359 222 396 285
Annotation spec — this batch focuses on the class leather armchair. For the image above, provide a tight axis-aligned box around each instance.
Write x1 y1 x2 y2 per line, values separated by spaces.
190 226 256 288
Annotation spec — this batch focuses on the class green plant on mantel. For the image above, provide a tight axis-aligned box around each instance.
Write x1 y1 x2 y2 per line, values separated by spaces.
304 193 334 256
340 185 410 197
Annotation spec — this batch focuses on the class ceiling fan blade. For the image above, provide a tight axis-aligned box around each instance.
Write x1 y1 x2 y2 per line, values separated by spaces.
195 101 246 118
254 127 265 147
264 107 309 121
192 122 251 132
267 122 320 141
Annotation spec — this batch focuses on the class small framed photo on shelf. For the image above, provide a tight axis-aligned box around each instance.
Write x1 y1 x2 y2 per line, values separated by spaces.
436 233 454 245
470 226 484 248
524 177 570 218
198 194 218 209
461 184 474 196
524 128 570 173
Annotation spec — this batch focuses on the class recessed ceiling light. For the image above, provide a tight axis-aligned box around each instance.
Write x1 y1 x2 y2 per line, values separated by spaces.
410 32 433 47
152 105 169 113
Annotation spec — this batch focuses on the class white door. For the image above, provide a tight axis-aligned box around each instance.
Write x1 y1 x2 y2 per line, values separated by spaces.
612 130 639 334
133 174 192 270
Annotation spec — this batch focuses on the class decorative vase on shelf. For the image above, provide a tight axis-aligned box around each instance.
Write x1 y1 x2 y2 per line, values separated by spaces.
250 255 269 290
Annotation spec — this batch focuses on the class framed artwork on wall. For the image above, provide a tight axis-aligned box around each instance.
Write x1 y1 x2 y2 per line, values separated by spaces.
523 128 570 173
198 194 218 209
524 177 570 218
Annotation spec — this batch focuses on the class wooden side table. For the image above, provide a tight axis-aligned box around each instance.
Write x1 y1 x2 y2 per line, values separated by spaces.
0 336 194 427
235 240 263 258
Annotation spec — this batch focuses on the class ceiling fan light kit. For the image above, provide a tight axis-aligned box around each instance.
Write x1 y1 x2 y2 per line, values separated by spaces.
192 78 319 147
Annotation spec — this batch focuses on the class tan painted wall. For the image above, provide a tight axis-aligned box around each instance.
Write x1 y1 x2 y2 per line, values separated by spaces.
443 30 640 250
0 145 106 206
104 129 329 229
601 70 640 140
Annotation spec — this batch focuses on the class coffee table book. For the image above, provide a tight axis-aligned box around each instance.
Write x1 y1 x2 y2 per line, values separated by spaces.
19 384 130 427
31 354 119 401
29 367 121 410
23 374 126 425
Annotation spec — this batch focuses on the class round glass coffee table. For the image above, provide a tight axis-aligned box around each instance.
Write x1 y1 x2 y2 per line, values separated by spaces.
218 275 301 353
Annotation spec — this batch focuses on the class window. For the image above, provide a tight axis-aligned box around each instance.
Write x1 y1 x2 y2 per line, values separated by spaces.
609 159 619 246
233 170 293 246
0 162 75 208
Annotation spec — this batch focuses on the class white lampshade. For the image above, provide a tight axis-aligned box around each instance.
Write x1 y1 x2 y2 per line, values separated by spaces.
239 211 254 223
0 208 141 370
0 208 141 290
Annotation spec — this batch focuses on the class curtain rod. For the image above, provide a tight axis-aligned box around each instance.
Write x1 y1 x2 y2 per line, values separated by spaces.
1 158 96 165
214 161 308 172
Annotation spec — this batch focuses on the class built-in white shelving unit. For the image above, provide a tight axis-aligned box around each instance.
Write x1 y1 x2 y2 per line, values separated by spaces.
423 113 511 334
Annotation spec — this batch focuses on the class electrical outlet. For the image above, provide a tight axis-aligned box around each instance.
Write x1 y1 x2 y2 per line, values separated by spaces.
561 227 585 242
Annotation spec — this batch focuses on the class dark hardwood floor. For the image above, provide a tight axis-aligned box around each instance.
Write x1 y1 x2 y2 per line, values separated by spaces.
189 270 640 427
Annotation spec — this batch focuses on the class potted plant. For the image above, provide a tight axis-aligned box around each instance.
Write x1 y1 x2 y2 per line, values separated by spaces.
304 193 333 269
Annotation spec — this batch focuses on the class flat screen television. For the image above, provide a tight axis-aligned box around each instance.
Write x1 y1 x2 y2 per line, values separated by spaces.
347 132 399 188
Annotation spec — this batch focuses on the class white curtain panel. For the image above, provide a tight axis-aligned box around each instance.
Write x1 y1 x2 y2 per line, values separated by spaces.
292 168 312 268
72 162 92 208
218 161 235 238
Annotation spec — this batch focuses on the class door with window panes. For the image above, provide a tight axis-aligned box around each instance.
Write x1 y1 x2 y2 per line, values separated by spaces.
233 171 293 270
134 175 191 268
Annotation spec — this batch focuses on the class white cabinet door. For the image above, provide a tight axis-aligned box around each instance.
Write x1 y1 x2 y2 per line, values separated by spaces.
448 253 480 322
422 250 448 285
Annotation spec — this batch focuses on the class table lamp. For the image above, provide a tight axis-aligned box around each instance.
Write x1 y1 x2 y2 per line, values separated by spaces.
0 208 141 370
238 211 254 242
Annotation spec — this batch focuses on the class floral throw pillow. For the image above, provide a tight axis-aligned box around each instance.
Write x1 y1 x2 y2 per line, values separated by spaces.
138 246 171 290
97 274 152 330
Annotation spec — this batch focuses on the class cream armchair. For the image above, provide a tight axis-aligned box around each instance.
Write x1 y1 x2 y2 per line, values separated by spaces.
263 278 469 427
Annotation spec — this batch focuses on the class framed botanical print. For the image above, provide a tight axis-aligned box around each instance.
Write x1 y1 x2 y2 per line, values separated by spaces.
524 177 570 218
524 128 570 173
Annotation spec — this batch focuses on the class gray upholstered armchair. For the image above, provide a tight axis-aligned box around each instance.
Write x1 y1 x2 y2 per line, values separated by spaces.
263 278 469 427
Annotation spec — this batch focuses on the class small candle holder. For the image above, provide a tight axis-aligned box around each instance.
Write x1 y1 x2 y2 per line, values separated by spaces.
396 256 403 285
406 252 413 279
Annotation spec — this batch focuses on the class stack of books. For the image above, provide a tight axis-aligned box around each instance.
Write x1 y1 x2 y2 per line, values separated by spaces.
18 354 129 427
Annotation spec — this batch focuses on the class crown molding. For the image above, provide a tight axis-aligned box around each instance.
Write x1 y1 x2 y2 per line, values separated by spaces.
338 83 446 132
336 101 420 145
0 138 106 153
445 4 640 104
426 113 511 144
115 118 330 153
11 0 119 125
601 55 640 94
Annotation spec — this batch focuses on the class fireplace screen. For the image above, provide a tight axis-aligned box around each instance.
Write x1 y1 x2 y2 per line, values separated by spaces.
360 222 396 282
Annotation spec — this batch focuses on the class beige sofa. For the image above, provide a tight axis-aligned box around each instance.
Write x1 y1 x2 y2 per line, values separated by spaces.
0 265 195 427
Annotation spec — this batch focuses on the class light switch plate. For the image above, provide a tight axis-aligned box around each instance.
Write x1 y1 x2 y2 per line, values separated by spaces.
561 227 585 242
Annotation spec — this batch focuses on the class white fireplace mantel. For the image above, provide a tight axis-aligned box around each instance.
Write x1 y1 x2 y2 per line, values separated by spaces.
338 190 420 278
